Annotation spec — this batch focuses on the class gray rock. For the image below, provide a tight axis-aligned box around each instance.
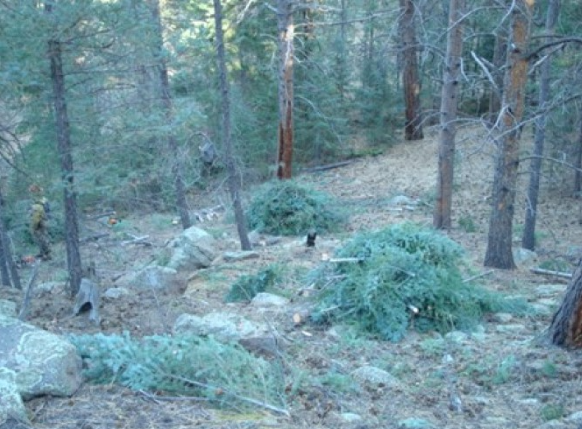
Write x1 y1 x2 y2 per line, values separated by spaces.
251 293 289 308
35 282 65 296
173 312 269 342
398 417 433 428
103 287 130 300
536 421 567 429
130 266 178 290
352 365 401 388
513 247 537 267
536 284 566 296
340 413 362 423
0 301 16 318
492 312 514 323
167 226 218 271
445 331 468 343
495 324 526 333
0 314 82 400
566 410 582 423
0 368 28 425
389 195 416 206
223 251 260 262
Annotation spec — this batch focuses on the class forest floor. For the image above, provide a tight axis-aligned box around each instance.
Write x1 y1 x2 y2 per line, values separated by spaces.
3 125 582 429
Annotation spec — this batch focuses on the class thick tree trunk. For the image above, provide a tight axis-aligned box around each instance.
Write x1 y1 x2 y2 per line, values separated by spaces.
548 259 582 348
213 0 251 251
434 0 465 229
276 0 295 179
399 0 423 141
48 37 83 295
484 0 533 270
150 0 191 230
522 0 560 250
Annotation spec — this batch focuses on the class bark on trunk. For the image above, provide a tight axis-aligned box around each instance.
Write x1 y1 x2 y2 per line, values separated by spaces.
548 259 582 348
0 190 19 288
522 0 560 250
434 0 465 230
574 113 582 195
150 0 192 230
484 0 533 270
399 0 423 141
213 0 251 250
48 36 83 295
276 0 295 179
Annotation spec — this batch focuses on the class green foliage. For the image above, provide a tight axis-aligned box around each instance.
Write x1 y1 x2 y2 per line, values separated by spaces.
540 404 564 422
225 266 279 303
69 332 285 410
246 180 347 236
311 223 529 341
458 215 477 233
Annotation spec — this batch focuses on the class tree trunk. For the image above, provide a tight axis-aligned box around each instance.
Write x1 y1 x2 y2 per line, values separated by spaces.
434 0 465 230
399 0 423 141
0 190 19 288
46 3 83 295
547 259 582 348
213 0 251 251
484 0 534 270
149 0 192 230
522 0 560 250
276 0 295 179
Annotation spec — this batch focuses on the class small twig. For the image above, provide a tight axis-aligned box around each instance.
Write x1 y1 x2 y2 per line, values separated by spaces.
18 263 40 320
328 257 364 263
121 235 152 246
530 267 572 279
462 270 494 283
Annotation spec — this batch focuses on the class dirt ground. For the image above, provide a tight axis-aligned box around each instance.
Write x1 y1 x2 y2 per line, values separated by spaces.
3 125 582 429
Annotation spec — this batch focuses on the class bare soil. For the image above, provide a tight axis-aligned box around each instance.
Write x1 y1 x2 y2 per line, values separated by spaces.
3 125 582 429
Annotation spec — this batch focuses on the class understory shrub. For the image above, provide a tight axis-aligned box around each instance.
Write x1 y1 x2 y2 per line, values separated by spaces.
311 223 529 341
225 266 279 302
69 333 285 411
246 180 347 236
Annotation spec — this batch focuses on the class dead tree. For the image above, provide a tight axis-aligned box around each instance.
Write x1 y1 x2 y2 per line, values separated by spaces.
547 259 582 348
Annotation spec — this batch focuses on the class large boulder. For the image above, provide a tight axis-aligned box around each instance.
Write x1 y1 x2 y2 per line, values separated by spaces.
167 226 218 272
173 312 269 342
117 265 178 291
0 315 82 401
0 368 28 424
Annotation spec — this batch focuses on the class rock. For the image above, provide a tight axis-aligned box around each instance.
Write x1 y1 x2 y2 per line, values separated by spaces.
513 247 537 267
167 226 218 271
492 312 513 323
495 324 526 333
398 417 433 428
223 251 260 262
537 421 567 429
0 301 16 318
566 410 582 423
34 282 65 296
103 287 130 300
251 293 289 308
445 331 468 343
389 195 416 206
0 314 82 400
536 284 565 297
0 368 28 425
340 413 362 423
173 312 269 343
351 366 401 388
130 266 178 290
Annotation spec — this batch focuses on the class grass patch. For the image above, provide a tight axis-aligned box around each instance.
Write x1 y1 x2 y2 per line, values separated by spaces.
310 223 529 341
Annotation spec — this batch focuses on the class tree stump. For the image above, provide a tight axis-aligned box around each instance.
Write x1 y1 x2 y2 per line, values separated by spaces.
547 259 582 348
